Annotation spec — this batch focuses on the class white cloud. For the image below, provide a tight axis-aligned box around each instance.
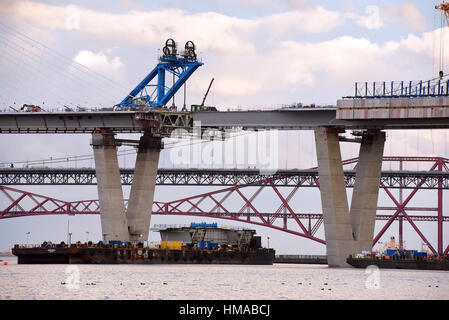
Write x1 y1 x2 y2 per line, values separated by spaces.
0 0 442 106
3 1 345 55
193 29 441 105
342 5 383 30
257 6 342 36
356 5 383 30
344 3 427 32
383 3 427 32
71 50 124 86
74 50 123 72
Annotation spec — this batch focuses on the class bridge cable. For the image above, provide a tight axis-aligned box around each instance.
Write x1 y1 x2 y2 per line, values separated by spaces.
0 22 129 92
0 30 122 106
0 23 129 107
1 130 257 167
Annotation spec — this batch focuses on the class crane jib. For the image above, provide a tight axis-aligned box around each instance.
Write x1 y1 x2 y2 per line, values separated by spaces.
116 40 203 110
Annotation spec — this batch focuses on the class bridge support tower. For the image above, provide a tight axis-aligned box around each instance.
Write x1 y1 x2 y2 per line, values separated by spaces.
92 129 162 243
314 127 385 267
126 133 162 242
91 129 129 242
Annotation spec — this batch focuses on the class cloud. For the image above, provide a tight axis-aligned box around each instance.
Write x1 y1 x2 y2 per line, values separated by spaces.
193 28 443 106
343 3 427 32
74 50 122 72
356 5 383 30
258 6 342 35
2 2 258 54
70 50 125 86
342 4 384 30
1 1 345 55
0 0 441 107
399 27 449 70
383 3 428 32
399 3 427 31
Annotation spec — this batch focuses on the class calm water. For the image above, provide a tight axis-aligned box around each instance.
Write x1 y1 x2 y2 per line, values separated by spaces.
0 255 448 300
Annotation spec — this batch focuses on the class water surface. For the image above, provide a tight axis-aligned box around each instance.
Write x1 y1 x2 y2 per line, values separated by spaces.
0 256 447 300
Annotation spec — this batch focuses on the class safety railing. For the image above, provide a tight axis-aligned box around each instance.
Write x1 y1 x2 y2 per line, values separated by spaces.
151 224 247 231
346 78 449 99
275 254 327 260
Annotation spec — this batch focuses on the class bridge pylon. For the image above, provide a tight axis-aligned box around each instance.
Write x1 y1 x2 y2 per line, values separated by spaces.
91 129 129 242
125 132 162 242
91 127 163 243
314 127 385 267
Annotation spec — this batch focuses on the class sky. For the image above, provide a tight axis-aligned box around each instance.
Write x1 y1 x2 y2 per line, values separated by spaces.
0 0 448 254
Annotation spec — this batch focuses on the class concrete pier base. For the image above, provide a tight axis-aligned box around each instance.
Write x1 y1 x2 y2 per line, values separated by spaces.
92 130 129 242
350 131 385 254
314 127 385 267
126 134 162 242
314 127 354 267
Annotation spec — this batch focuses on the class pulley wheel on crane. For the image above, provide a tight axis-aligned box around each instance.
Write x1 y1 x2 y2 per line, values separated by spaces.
185 41 196 58
164 38 177 56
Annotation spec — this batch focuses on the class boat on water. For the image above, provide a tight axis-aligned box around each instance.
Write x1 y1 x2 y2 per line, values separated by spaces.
346 255 449 270
12 222 275 265
346 236 449 270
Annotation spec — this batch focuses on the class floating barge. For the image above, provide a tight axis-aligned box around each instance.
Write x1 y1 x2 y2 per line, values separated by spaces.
12 223 275 265
346 255 449 271
346 237 449 270
12 246 274 265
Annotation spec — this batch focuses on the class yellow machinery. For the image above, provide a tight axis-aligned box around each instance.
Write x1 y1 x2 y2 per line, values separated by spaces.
160 241 183 250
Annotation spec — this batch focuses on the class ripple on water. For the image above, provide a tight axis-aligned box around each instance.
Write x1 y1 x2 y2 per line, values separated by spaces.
0 259 448 299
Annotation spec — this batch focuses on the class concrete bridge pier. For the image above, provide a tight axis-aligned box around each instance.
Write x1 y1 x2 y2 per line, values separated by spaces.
126 133 162 242
91 129 129 242
314 127 385 267
314 127 354 267
350 130 386 254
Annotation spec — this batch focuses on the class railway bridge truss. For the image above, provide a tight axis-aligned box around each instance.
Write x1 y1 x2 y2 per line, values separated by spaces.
0 156 448 255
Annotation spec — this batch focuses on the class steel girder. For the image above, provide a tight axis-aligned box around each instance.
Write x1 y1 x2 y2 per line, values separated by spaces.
0 156 447 254
1 169 448 190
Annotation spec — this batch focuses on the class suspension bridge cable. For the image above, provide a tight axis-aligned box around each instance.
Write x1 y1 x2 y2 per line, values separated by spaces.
0 42 80 106
0 33 122 106
440 10 443 74
0 22 130 92
0 23 128 106
0 51 54 106
433 5 438 77
0 130 257 166
0 39 110 107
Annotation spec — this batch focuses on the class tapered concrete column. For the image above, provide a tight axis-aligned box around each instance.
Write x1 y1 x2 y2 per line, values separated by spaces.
314 127 354 267
350 130 385 254
126 133 162 242
92 130 129 242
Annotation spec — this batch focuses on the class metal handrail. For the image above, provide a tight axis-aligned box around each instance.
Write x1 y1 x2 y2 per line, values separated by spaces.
345 77 449 99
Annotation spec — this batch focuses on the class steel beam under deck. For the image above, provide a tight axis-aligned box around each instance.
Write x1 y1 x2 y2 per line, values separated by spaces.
2 108 449 133
0 168 448 189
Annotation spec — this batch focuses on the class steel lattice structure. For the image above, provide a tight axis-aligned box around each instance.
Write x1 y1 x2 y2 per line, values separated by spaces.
1 161 449 190
0 156 448 255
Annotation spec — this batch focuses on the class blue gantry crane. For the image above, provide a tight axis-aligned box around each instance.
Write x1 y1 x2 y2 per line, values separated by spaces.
114 39 203 111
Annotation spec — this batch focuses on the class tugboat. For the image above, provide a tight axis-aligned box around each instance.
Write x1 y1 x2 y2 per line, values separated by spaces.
347 236 449 270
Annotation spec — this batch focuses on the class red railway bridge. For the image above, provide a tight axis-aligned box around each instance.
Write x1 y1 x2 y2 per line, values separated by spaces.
1 156 448 255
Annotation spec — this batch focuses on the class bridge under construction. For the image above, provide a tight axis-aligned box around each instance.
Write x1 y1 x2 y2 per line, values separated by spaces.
2 24 449 267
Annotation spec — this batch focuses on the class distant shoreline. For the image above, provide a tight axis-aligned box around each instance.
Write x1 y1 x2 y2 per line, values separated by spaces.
0 252 13 256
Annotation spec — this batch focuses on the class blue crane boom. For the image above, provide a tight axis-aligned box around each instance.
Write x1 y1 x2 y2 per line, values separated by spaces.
115 39 203 110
